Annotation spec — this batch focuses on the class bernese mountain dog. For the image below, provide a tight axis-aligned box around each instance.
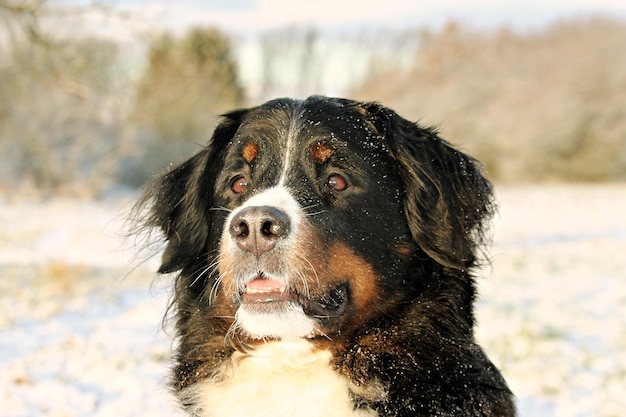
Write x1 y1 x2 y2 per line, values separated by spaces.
134 96 516 416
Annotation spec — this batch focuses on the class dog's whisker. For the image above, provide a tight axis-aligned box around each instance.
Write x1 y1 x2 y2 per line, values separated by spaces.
208 277 222 303
188 266 211 289
212 314 237 320
300 202 320 211
313 326 333 341
225 320 244 348
295 253 320 295
302 203 327 217
297 267 312 299
209 206 233 213
187 252 220 289
291 269 310 299
206 262 224 302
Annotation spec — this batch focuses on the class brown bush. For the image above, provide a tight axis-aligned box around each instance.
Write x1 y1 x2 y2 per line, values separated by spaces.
0 3 133 196
351 17 626 182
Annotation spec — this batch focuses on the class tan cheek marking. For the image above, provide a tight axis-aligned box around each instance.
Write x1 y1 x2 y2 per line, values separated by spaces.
242 141 259 163
309 142 333 164
288 222 380 316
327 242 380 316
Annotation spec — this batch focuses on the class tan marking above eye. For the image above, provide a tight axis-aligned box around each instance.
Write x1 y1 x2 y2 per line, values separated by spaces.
242 141 259 163
309 142 333 164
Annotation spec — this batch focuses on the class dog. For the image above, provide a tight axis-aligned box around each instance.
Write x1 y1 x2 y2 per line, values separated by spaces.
134 96 515 416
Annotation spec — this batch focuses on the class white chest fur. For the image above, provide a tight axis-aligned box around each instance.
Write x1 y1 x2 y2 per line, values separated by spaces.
181 339 379 417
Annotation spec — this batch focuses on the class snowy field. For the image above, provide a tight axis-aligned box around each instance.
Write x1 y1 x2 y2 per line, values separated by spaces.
1 184 625 417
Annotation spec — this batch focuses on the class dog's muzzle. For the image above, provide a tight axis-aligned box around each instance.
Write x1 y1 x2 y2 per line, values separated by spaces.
227 205 349 320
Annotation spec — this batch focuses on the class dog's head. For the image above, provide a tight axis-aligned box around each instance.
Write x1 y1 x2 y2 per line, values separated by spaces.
136 96 494 341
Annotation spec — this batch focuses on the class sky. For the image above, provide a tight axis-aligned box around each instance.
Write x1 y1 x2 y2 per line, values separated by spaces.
97 0 626 35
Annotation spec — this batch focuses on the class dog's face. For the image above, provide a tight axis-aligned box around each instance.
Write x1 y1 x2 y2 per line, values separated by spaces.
141 96 493 342
214 99 417 339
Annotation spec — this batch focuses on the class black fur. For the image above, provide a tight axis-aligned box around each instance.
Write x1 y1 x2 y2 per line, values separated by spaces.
133 96 515 416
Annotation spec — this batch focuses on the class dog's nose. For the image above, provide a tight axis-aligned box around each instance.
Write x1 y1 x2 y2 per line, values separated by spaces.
229 206 291 257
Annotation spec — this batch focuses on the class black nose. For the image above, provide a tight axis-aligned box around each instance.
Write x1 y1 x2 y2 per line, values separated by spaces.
229 206 291 257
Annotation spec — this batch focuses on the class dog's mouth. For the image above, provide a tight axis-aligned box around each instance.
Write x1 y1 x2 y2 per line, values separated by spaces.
242 276 348 318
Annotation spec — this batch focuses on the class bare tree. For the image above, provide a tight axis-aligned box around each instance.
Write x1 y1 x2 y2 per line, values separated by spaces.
351 18 626 182
0 1 134 196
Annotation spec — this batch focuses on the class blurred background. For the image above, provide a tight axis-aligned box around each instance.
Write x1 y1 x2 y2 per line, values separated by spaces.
2 0 626 194
1 1 625 416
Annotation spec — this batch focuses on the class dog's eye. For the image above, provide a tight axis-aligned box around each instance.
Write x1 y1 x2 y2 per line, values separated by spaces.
231 176 249 194
327 174 348 192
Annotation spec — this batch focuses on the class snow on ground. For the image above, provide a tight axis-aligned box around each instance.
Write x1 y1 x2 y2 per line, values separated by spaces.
1 184 625 417
476 184 626 417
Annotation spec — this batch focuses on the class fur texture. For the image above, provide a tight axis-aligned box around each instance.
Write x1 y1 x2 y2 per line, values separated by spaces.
133 96 516 416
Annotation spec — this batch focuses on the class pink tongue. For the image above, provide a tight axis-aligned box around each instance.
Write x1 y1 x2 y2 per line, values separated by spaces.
246 278 285 292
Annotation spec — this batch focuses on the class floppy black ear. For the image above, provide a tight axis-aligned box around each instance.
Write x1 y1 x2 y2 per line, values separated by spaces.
134 109 247 274
364 103 495 271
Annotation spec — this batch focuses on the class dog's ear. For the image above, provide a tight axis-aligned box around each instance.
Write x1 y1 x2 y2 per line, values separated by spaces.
363 103 495 271
134 109 248 274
